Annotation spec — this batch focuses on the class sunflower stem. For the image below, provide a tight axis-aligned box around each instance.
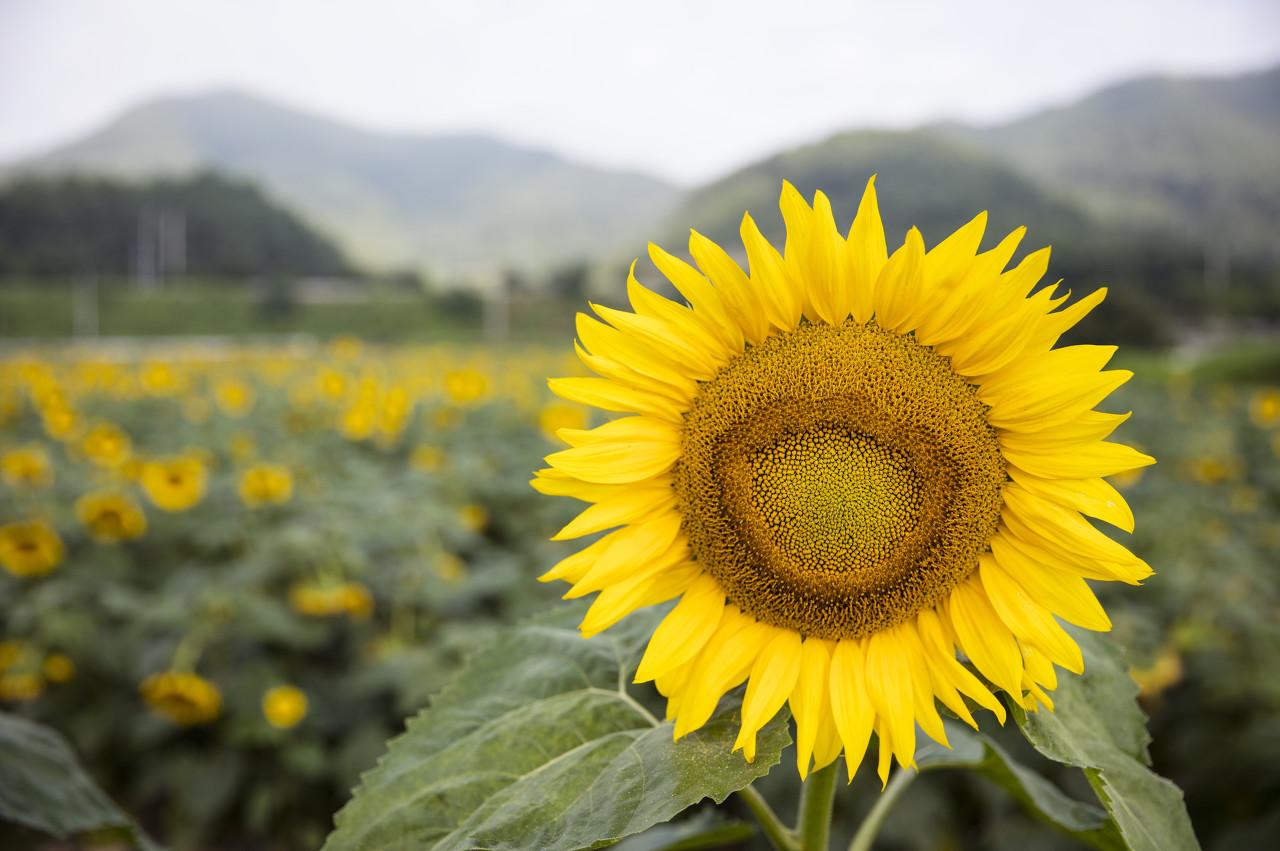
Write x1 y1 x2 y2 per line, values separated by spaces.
847 767 916 851
737 784 799 851
797 761 839 850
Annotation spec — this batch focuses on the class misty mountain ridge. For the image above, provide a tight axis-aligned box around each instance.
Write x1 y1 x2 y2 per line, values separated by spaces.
7 62 1278 290
11 89 680 277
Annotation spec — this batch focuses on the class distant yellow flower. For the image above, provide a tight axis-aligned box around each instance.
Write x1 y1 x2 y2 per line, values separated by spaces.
1251 387 1280 428
262 684 309 729
228 432 257 462
1 445 53 489
458 503 488 533
41 406 79 441
42 653 75 683
317 368 348 399
75 490 148 543
238 463 294 508
329 335 364 360
215 378 255 417
81 421 132 468
140 671 222 726
140 362 185 396
437 553 466 584
1186 455 1240 485
0 521 64 577
0 672 43 702
289 580 374 620
1130 645 1183 699
410 444 444 472
444 369 491 406
141 454 209 512
432 407 461 429
1109 465 1147 491
340 405 376 441
538 403 588 441
0 640 43 701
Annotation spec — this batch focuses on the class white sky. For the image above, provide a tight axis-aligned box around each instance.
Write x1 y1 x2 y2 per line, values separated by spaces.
1 0 1278 185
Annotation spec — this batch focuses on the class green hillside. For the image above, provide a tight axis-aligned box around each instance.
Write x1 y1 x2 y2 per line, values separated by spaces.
670 129 1094 251
945 64 1280 258
10 90 680 276
0 172 347 278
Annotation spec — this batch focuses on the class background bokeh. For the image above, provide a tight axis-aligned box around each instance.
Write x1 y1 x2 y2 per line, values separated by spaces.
1 2 1278 849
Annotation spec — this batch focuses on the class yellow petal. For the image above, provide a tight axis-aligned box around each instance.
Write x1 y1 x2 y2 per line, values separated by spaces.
864 627 916 768
846 174 888 324
829 639 875 781
979 555 1083 674
635 574 726 683
989 534 1113 631
735 628 802 762
1007 469 1134 533
552 485 676 540
579 562 699 638
675 612 769 738
789 637 833 779
948 578 1024 696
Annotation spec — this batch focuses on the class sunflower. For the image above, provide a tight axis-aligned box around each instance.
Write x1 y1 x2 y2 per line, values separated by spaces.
262 684 309 729
75 490 148 543
533 179 1154 783
1 444 53 489
140 453 209 512
140 670 222 726
238 463 294 508
81 421 132 468
0 520 65 578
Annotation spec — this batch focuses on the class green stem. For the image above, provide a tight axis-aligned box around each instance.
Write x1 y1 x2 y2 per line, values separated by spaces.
736 785 799 851
797 761 839 851
847 767 916 851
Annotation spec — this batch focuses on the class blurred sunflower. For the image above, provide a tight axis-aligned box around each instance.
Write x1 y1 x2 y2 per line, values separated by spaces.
0 640 44 702
81 421 132 468
75 490 148 543
262 684 309 729
238 463 294 508
140 670 222 726
535 179 1154 781
1249 387 1280 429
1 444 53 489
0 520 65 578
140 453 208 512
289 579 374 620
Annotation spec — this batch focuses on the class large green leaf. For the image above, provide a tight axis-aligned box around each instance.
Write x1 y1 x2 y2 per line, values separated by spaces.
918 721 1124 850
1012 630 1200 851
0 712 156 849
324 605 791 851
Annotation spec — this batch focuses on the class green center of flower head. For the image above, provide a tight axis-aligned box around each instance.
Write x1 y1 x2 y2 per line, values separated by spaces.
676 321 1008 640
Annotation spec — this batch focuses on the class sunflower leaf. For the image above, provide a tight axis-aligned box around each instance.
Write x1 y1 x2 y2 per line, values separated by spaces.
324 604 791 851
917 721 1124 850
1009 629 1200 851
0 712 159 850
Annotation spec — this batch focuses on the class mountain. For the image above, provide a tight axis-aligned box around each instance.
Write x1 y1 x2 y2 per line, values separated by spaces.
9 90 680 277
667 129 1096 254
942 64 1280 258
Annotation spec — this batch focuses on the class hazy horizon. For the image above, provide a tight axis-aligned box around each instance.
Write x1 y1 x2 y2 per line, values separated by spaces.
3 0 1279 185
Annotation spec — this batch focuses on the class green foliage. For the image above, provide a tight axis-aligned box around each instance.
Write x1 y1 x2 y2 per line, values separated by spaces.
918 723 1123 850
0 172 348 277
1011 630 1199 851
325 604 791 851
0 712 155 848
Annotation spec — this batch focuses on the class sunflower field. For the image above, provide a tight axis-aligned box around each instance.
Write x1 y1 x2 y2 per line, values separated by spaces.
1 334 1278 851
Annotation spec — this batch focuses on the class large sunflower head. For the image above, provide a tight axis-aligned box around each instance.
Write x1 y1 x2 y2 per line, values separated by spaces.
534 178 1155 783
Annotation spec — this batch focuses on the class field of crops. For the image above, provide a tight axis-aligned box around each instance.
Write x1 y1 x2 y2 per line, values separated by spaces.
2 338 1278 850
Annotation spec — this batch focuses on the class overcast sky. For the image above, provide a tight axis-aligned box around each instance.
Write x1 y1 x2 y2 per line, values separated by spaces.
2 0 1278 184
